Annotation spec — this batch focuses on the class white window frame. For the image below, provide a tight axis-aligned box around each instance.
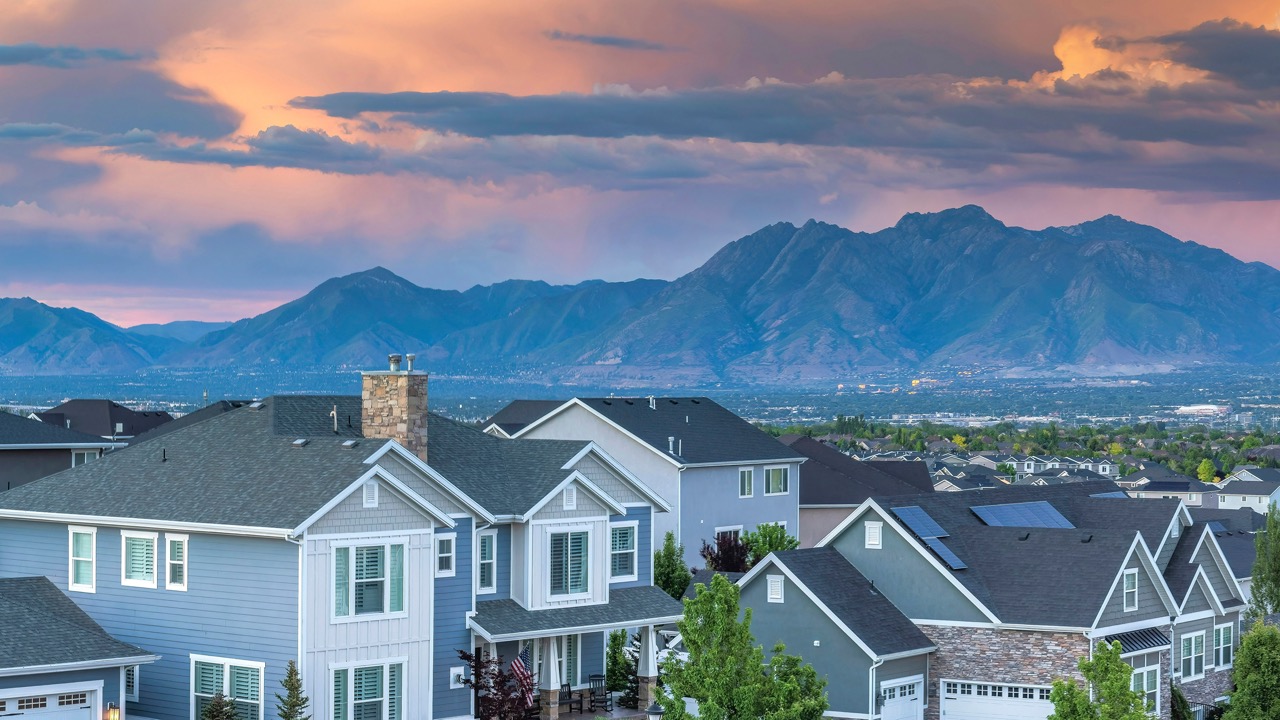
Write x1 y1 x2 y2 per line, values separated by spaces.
330 658 406 720
332 541 408 622
1214 623 1234 669
767 574 784 603
165 533 189 592
1123 569 1139 612
764 465 790 496
609 521 639 583
738 468 754 498
1129 664 1159 714
68 525 96 593
121 530 159 589
714 525 743 544
865 521 883 550
363 481 379 509
71 450 98 468
190 654 265 720
435 533 456 578
124 665 140 702
1180 631 1206 680
547 524 592 600
477 530 497 595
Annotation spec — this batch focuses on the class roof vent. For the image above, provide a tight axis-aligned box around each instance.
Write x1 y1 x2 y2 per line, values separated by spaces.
292 438 310 447
668 436 675 453
1082 534 1093 543
406 353 416 372
1019 532 1030 541
388 353 402 372
691 399 700 404
602 399 612 405
669 399 678 405
649 396 656 410
624 399 634 405
249 401 264 409
342 440 360 449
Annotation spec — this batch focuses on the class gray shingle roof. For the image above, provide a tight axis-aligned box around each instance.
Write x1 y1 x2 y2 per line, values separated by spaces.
0 411 118 447
1162 530 1202 603
1220 479 1280 495
780 436 928 506
0 576 155 670
767 548 934 657
1213 531 1257 580
35 399 172 438
483 400 566 436
470 586 683 640
128 400 251 446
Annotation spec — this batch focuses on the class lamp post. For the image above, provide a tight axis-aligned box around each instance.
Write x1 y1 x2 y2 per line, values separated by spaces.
645 700 665 720
106 702 120 720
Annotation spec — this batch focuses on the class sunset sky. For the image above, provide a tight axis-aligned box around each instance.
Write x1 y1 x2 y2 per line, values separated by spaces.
3 0 1280 325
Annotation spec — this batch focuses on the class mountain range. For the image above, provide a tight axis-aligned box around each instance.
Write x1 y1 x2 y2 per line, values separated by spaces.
4 206 1279 382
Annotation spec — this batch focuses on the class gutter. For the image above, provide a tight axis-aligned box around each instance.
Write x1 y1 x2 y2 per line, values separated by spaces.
0 443 127 450
0 655 161 678
0 510 293 539
868 656 884 720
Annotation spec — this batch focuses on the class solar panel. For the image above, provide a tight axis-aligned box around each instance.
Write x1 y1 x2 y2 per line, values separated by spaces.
1207 521 1227 534
924 537 968 570
1089 491 1129 499
971 501 1075 529
890 505 948 538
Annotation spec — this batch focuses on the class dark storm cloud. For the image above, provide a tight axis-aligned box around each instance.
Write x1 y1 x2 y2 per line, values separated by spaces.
1154 20 1280 90
0 43 148 68
543 30 673 51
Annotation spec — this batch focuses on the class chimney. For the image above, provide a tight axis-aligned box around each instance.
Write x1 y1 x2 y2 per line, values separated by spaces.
361 353 429 462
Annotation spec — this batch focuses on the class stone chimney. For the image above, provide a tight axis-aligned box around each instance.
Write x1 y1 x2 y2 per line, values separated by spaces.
361 353 428 461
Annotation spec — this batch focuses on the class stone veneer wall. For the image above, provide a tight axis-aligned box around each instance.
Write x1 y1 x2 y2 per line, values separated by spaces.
1179 666 1233 708
361 370 429 461
918 624 1089 720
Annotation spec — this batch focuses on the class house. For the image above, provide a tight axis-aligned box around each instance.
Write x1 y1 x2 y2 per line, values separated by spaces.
127 401 251 445
1216 475 1280 514
738 548 936 719
0 411 124 491
0 576 158 720
745 482 1248 719
0 357 683 720
32 400 173 441
778 435 931 547
486 397 805 566
1130 476 1220 509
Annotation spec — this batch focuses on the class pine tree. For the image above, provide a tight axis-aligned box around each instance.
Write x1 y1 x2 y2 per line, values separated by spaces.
654 531 692 599
275 661 311 720
606 629 629 692
619 632 641 709
201 693 239 720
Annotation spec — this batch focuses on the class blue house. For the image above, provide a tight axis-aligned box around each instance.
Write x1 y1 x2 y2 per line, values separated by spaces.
485 397 805 566
0 357 682 720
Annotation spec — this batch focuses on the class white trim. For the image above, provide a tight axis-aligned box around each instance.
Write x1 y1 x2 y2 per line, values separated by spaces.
1191 525 1249 603
714 525 743 542
763 465 790 496
362 441 497 523
189 654 265 720
1151 504 1193 564
512 400 683 468
563 486 577 511
331 539 410 623
0 679 103 720
1123 569 1139 612
864 521 882 550
1213 622 1235 670
291 467 455 536
561 444 674 512
1178 630 1206 681
363 481 379 509
120 530 159 589
1 510 290 538
436 533 457 578
476 530 498 595
164 533 189 592
738 467 754 499
1180 569 1228 617
68 525 96 594
467 614 685 643
1090 536 1179 630
608 520 639 583
328 657 409 720
0 442 124 450
0 657 156 678
124 665 140 702
520 472 626 521
766 574 784 603
546 524 593 601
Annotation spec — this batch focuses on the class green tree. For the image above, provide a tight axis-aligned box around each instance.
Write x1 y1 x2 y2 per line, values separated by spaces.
1170 682 1193 720
1048 641 1148 720
655 531 692 600
657 575 827 720
1251 503 1280 618
743 524 800 569
1223 622 1280 720
619 631 641 709
996 463 1018 477
606 629 631 692
275 661 311 720
201 693 239 720
1197 458 1217 483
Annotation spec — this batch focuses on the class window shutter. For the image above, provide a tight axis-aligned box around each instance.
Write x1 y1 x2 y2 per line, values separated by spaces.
230 666 259 702
354 667 382 702
333 669 348 720
126 537 155 581
194 662 224 696
388 664 403 720
335 547 351 616
569 532 588 593
389 545 404 612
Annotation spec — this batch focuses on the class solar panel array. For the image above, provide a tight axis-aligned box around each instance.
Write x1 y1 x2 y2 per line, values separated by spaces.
889 505 967 570
970 500 1075 529
1089 491 1129 499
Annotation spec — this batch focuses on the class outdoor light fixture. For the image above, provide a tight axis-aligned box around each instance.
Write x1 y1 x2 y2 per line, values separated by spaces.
106 702 120 720
645 701 665 720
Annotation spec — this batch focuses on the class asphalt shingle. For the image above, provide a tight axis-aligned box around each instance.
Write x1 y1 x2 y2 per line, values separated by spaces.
470 586 683 640
0 410 118 447
0 577 154 670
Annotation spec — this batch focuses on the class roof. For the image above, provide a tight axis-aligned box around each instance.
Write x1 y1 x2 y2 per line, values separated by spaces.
129 400 252 445
1212 531 1258 580
35 399 173 438
1103 627 1170 654
1220 479 1280 495
0 410 120 448
1142 479 1219 494
779 436 929 506
0 576 156 670
1162 529 1203 602
766 548 934 657
864 461 935 492
482 400 565 436
468 586 683 641
683 568 745 600
1188 507 1266 533
520 397 804 466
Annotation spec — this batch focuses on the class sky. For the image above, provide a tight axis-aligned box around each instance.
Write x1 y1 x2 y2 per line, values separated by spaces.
4 0 1280 325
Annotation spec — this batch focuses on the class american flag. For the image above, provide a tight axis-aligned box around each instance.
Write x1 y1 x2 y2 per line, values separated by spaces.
511 644 535 708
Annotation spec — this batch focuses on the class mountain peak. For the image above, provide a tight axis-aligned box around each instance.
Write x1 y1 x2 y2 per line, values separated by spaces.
894 204 1002 232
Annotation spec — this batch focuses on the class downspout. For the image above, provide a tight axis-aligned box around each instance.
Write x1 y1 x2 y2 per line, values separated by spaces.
286 534 306 711
869 657 884 719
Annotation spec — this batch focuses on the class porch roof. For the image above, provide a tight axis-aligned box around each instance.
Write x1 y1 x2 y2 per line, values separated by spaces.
469 586 683 642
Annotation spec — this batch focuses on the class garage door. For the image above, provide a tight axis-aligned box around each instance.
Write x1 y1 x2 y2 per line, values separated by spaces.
880 677 923 720
940 680 1052 720
0 689 96 720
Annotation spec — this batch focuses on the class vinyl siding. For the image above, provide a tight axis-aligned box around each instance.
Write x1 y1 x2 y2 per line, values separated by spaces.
308 480 434 535
1193 545 1238 603
826 509 989 623
434 518 473 719
0 519 298 720
678 463 801 568
532 485 609 521
1095 553 1167 630
511 524 529 607
1183 583 1214 614
608 506 652 589
572 454 645 504
1174 616 1215 678
479 524 513 601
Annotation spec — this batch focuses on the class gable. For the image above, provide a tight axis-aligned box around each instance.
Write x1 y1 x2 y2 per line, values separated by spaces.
570 452 648 506
531 481 609 521
520 404 681 476
1182 577 1215 614
374 452 470 515
1193 540 1240 604
1095 549 1170 630
308 479 435 535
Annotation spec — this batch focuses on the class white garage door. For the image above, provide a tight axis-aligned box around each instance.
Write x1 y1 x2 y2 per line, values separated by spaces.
880 677 923 720
0 689 96 720
941 680 1052 720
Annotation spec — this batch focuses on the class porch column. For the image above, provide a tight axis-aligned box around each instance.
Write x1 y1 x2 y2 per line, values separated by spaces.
539 637 562 720
637 625 659 707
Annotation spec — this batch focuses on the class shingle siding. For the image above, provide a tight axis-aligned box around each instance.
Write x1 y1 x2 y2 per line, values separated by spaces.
307 480 434 535
531 486 608 521
573 455 645 505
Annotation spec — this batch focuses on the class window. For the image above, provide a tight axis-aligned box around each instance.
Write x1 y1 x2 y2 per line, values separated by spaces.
193 656 263 720
610 524 637 581
122 530 158 588
58 693 88 707
333 663 403 720
767 575 784 603
478 532 497 593
739 468 754 498
125 665 140 702
166 533 189 591
334 543 405 618
715 526 742 544
71 450 97 467
18 698 46 710
436 535 455 578
1215 624 1234 668
1130 666 1158 713
865 521 883 549
550 530 589 596
1181 632 1205 679
69 526 96 593
524 636 580 687
765 467 789 495
1123 569 1138 611
363 481 379 509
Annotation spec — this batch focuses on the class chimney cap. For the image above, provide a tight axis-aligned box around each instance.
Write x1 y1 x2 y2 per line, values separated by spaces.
388 353 403 372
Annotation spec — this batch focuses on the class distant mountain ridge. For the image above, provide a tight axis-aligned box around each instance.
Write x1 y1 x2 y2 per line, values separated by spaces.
3 206 1279 380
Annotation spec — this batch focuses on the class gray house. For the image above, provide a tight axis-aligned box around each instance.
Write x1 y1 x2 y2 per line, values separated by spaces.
738 548 934 719
487 397 805 566
0 411 123 491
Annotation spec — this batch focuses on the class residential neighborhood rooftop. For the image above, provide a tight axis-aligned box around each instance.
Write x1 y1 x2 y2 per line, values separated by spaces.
0 576 156 671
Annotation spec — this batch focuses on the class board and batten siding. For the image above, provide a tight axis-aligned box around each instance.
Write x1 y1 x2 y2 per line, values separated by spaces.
1095 553 1168 630
529 518 609 610
679 462 800 566
433 517 473 720
308 480 434 535
0 519 299 720
609 506 652 589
